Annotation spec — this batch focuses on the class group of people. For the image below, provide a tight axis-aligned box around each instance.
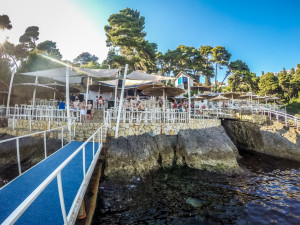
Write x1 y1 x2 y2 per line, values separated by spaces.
57 96 97 122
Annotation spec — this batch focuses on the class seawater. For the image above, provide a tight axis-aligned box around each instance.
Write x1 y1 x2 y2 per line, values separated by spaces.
93 151 300 225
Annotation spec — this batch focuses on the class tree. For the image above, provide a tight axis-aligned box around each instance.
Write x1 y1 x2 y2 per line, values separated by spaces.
104 8 157 72
19 26 39 50
37 40 62 59
291 64 300 99
73 52 98 65
211 46 231 87
258 72 280 96
81 61 101 69
199 45 214 85
0 15 12 30
227 60 251 92
278 68 293 101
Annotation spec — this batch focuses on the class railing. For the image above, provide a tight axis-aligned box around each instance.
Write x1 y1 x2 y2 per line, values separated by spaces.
104 108 190 124
260 108 300 129
0 105 81 123
2 125 104 225
0 120 76 176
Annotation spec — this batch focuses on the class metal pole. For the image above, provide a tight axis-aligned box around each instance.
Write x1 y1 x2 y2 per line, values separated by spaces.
57 172 68 225
85 76 90 107
115 64 128 138
114 78 118 108
66 65 71 133
82 146 86 178
32 75 39 108
44 131 47 158
6 69 16 117
188 76 191 121
16 138 21 175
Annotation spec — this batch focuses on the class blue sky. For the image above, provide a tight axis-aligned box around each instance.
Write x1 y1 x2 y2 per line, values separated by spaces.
2 0 300 83
71 0 300 82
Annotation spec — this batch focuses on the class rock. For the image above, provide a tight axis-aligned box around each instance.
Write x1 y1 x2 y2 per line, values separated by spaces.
185 197 204 208
176 127 239 170
222 120 300 162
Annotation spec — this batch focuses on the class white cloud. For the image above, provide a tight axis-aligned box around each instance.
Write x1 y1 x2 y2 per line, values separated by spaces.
0 0 108 61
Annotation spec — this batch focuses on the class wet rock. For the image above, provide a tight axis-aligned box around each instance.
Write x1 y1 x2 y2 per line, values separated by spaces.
222 120 300 162
176 127 240 170
185 197 204 208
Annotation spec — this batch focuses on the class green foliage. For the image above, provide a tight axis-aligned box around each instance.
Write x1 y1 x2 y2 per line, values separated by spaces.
80 61 101 69
199 45 214 85
104 8 157 72
278 68 293 101
258 72 280 96
0 15 12 30
19 26 39 50
73 52 98 65
37 40 62 59
285 100 300 115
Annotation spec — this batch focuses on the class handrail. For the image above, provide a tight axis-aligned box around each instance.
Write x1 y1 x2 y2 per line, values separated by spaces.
0 119 77 176
2 125 104 225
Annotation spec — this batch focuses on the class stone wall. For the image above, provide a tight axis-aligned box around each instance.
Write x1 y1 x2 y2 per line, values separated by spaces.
0 118 8 128
106 119 221 137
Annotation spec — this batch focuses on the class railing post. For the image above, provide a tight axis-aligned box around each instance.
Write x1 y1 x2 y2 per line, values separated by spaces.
61 127 64 148
57 171 68 225
73 121 76 137
82 146 86 178
92 136 95 157
16 138 21 175
44 131 47 159
13 114 15 130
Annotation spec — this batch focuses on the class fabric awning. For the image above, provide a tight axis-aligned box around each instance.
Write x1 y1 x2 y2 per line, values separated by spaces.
127 71 175 81
99 80 152 89
77 68 120 78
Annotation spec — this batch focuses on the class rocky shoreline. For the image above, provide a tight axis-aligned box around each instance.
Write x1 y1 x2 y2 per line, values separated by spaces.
102 126 240 179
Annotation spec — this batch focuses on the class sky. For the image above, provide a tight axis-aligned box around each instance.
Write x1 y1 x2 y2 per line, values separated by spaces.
1 0 300 83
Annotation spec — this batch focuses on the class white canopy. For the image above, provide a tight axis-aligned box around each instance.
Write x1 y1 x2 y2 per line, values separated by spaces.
14 83 57 90
20 68 80 77
99 79 151 88
77 68 120 78
127 71 175 81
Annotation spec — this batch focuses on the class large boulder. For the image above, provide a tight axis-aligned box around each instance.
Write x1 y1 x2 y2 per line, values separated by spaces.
103 133 174 178
222 120 300 162
176 127 240 170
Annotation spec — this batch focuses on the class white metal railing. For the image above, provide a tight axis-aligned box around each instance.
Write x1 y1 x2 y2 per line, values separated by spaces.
260 108 300 129
2 125 104 225
104 108 190 124
0 105 81 123
0 120 76 176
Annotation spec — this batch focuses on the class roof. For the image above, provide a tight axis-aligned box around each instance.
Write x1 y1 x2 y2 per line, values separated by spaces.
175 71 195 80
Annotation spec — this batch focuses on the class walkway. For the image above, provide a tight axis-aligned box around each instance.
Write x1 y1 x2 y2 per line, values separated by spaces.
0 141 100 225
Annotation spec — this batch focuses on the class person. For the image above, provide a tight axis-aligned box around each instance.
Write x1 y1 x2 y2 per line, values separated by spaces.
58 99 66 110
178 101 183 112
99 96 103 108
87 100 93 120
173 99 178 109
125 100 131 111
137 101 145 111
73 98 80 110
70 94 75 102
80 100 86 122
136 94 140 102
95 96 99 109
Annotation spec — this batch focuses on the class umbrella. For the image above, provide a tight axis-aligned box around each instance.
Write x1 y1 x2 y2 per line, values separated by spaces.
191 85 212 92
224 92 241 99
137 82 164 90
210 95 229 101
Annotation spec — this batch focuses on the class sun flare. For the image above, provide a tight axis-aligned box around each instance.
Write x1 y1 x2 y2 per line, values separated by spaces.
0 33 7 44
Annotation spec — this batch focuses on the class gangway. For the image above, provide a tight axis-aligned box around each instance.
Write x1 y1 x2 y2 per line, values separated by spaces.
0 125 104 225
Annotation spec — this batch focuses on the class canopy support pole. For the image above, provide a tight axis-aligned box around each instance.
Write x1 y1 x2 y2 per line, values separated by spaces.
115 64 128 138
163 89 165 123
32 75 39 108
85 76 90 107
6 69 16 117
66 65 71 133
114 78 118 108
188 76 191 121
